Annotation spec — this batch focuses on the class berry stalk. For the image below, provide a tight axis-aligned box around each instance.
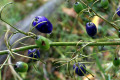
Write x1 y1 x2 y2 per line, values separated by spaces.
79 0 119 30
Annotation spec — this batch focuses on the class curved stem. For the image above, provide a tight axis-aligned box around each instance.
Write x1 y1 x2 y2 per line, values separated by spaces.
91 0 99 7
30 21 47 32
8 31 19 46
0 2 28 36
0 55 10 69
4 28 14 58
0 2 12 18
0 19 28 35
0 41 120 55
92 10 118 30
11 35 35 47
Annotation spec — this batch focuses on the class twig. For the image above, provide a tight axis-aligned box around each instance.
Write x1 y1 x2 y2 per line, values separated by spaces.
1 41 120 55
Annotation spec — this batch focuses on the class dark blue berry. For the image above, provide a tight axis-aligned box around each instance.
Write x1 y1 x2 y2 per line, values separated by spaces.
73 63 86 76
86 22 97 37
32 16 53 34
117 7 120 16
28 49 40 61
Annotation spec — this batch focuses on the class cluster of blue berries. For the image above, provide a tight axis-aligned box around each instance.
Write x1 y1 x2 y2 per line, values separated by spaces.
32 16 88 76
14 16 53 73
28 16 53 61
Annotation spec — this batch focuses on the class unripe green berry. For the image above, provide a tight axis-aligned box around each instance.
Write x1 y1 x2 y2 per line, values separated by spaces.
113 58 120 67
14 61 28 72
73 2 84 14
35 35 50 50
101 0 109 9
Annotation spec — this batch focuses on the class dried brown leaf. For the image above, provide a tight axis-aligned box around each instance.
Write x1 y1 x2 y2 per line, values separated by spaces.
62 7 77 17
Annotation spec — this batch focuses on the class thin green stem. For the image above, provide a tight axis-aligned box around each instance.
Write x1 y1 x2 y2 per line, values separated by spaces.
91 0 99 7
79 0 119 30
0 2 28 36
0 69 1 80
30 21 47 32
11 35 35 47
8 31 19 46
92 10 118 30
0 55 10 69
0 19 28 35
0 41 120 55
0 64 15 66
51 41 120 46
4 29 15 58
0 2 12 18
12 52 39 60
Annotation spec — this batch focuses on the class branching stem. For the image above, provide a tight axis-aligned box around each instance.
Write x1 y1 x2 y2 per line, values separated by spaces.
0 41 120 55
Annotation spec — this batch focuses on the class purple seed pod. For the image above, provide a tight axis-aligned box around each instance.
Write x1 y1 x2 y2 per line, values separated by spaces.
86 22 97 37
28 49 40 61
73 63 86 76
32 16 53 34
117 7 120 16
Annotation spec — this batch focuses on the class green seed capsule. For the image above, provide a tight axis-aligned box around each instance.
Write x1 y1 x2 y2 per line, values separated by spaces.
113 58 120 67
101 0 109 9
35 35 50 50
73 2 83 14
14 61 28 72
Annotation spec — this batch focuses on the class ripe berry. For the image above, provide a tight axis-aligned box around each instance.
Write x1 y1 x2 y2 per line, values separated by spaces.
100 0 109 9
35 35 50 50
113 58 120 67
14 61 28 72
73 63 86 76
86 22 97 37
117 7 120 16
32 16 53 34
28 49 40 61
73 2 83 14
